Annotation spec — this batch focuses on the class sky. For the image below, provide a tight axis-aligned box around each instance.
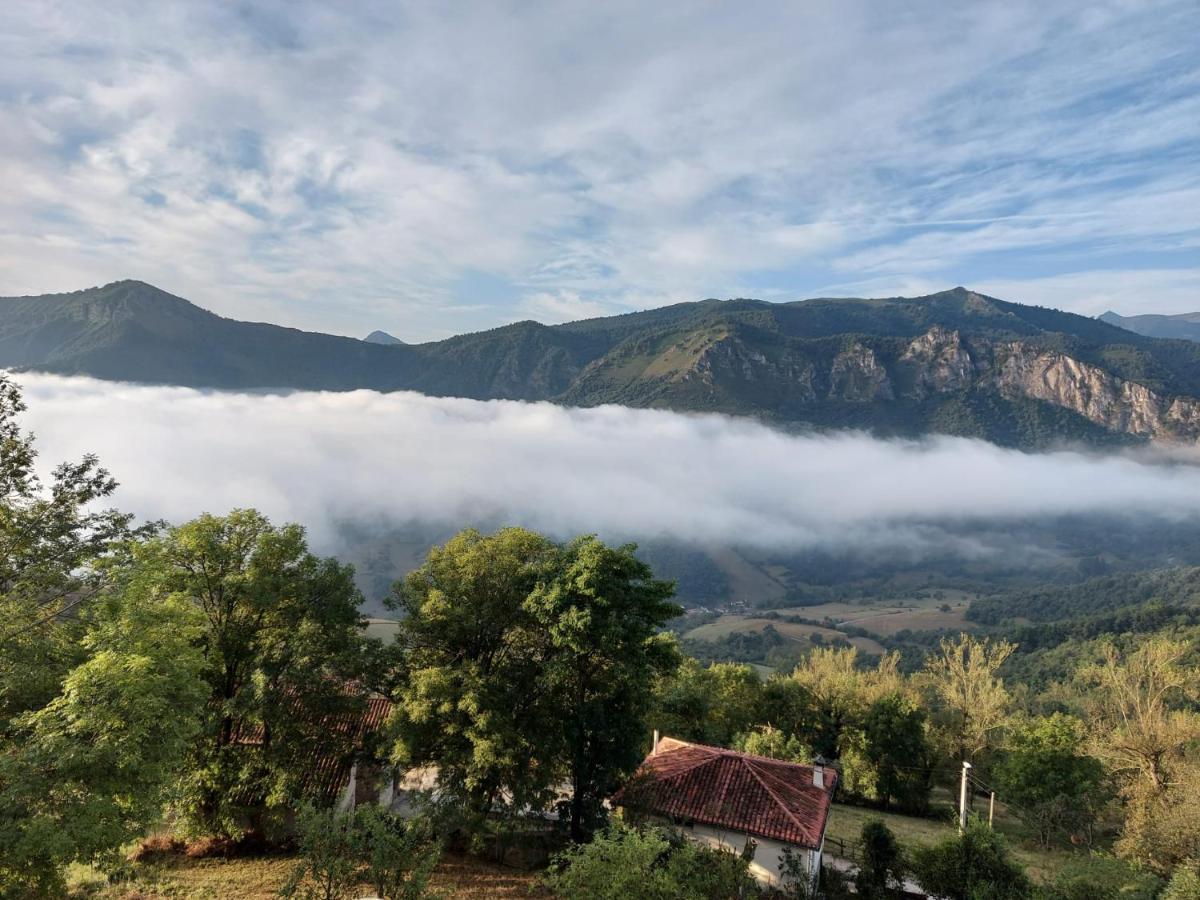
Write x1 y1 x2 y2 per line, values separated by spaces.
19 372 1200 560
1 1 1197 341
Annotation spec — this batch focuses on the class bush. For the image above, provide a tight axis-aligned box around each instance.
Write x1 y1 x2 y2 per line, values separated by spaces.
908 821 1031 900
544 824 755 900
1162 863 1200 900
281 804 442 900
1036 856 1163 900
856 820 905 898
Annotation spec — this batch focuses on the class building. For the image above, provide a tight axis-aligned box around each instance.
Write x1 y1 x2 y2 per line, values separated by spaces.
612 736 838 891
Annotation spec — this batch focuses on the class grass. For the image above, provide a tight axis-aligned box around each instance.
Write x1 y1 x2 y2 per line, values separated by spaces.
684 615 885 654
362 617 401 643
70 852 548 899
765 592 976 638
824 799 1082 884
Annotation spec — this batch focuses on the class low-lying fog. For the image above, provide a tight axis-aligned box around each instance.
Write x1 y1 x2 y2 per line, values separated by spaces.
18 373 1200 560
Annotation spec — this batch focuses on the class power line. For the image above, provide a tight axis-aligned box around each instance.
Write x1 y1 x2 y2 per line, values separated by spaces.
0 593 90 647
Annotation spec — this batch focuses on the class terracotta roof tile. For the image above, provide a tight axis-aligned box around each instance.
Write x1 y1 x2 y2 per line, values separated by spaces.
612 737 837 848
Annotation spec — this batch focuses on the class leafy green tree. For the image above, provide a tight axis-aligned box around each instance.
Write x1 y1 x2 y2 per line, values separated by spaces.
908 821 1031 900
544 824 753 900
994 714 1108 848
527 535 679 840
924 634 1015 763
856 820 905 899
0 375 206 894
128 509 373 836
651 659 764 747
393 529 680 839
1079 639 1200 793
390 527 563 822
862 693 933 813
733 724 811 762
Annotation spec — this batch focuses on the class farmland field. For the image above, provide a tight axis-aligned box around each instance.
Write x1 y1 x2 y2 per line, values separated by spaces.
684 615 886 654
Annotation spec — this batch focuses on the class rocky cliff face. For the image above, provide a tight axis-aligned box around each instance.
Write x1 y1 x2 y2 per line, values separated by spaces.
829 343 893 401
898 326 974 399
988 342 1200 442
685 334 818 401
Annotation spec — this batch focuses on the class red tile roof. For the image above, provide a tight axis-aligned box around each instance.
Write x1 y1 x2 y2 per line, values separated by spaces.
612 737 837 849
236 694 394 805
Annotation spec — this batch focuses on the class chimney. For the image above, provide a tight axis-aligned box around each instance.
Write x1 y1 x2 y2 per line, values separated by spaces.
652 730 660 756
812 754 828 789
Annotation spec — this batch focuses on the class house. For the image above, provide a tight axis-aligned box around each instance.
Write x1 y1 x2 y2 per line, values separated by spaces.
612 736 838 892
233 693 395 815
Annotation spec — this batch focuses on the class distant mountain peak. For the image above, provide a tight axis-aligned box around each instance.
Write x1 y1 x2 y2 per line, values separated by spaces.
364 330 405 345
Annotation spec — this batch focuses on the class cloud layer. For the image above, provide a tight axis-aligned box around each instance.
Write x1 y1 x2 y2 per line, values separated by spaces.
1 2 1197 338
17 374 1200 559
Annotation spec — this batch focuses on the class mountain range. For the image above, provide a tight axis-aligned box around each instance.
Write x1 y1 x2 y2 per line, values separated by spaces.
5 279 1200 449
1099 310 1200 343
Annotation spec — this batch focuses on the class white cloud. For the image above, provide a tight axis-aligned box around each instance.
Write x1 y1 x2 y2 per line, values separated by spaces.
16 373 1200 559
0 1 1197 336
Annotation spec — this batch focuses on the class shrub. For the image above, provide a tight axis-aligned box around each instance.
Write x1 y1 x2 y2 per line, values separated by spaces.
908 821 1031 900
544 824 755 900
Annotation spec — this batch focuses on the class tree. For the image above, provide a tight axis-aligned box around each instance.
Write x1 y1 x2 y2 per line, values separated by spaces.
127 509 374 836
924 634 1015 763
862 693 933 813
733 724 811 763
856 820 905 899
652 659 764 747
787 648 905 758
1078 639 1200 793
527 535 680 840
543 824 753 900
0 574 207 895
354 806 441 900
0 375 205 893
994 714 1108 848
390 527 563 822
908 821 1031 900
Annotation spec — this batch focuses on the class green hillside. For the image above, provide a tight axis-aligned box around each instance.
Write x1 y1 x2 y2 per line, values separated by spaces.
6 280 1200 448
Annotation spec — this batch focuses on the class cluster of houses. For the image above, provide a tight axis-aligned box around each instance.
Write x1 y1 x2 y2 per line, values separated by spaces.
316 697 838 892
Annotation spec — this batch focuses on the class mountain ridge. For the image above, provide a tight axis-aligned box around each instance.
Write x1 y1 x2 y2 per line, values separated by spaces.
5 279 1200 449
1100 310 1200 342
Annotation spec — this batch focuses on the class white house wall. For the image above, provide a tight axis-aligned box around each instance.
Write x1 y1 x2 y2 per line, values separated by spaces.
681 822 820 888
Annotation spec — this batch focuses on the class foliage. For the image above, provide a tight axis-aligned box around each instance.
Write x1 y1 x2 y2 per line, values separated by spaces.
543 824 754 900
908 821 1032 900
281 806 442 900
0 374 205 895
994 714 1108 848
856 820 905 899
651 659 764 747
1036 856 1163 900
861 693 933 813
733 724 811 762
392 528 680 837
127 510 375 837
1078 638 1200 793
526 534 681 839
281 805 361 900
1162 863 1200 900
924 634 1015 763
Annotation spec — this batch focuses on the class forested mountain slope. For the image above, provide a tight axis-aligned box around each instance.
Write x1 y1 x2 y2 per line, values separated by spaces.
6 280 1200 448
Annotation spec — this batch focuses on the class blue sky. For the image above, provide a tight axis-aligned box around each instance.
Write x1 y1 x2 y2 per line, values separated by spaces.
1 1 1197 341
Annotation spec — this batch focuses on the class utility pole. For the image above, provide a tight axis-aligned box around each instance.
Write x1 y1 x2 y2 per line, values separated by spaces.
958 761 972 832
988 792 995 829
